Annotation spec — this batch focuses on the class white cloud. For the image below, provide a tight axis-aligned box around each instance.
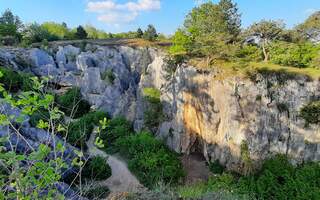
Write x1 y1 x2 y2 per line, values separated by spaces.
98 12 138 24
86 0 161 25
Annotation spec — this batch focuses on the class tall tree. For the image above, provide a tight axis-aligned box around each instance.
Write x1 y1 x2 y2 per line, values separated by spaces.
144 25 158 41
218 0 241 40
0 9 23 37
182 1 241 58
247 20 284 61
136 28 144 38
75 25 87 39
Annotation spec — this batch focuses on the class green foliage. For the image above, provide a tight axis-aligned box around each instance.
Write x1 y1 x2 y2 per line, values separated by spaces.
85 25 108 39
41 22 69 40
83 185 110 199
75 25 87 39
136 28 144 38
0 67 33 92
143 87 161 104
169 29 192 55
0 144 65 199
115 132 185 188
22 23 58 45
57 87 91 118
0 75 71 199
178 155 320 200
142 87 163 131
81 156 111 181
209 160 225 174
235 45 262 62
237 155 320 200
269 41 320 68
143 24 158 41
66 111 108 148
300 100 320 125
240 140 253 175
29 109 50 127
101 69 116 84
181 0 241 57
0 9 22 45
99 116 133 152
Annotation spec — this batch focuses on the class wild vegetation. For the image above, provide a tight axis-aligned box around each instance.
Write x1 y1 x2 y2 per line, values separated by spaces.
0 0 320 199
0 9 161 47
177 155 320 200
168 0 320 79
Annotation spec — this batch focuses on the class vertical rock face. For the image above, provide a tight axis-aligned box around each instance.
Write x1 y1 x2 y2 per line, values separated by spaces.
157 66 320 171
0 44 319 171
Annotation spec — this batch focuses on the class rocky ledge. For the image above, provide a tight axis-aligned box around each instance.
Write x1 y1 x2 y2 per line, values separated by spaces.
0 43 319 173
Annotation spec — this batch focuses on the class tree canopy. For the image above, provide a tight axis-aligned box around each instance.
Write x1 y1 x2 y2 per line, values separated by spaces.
246 20 285 61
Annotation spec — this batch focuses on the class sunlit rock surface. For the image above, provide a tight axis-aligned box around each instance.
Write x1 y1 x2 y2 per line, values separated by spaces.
0 43 319 172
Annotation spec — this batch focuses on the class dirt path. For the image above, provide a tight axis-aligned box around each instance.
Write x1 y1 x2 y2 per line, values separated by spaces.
86 133 145 194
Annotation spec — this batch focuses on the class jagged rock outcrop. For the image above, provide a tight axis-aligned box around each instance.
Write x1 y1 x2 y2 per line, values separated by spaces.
0 44 319 173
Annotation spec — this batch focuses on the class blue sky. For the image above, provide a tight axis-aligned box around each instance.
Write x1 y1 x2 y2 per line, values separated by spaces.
0 0 319 34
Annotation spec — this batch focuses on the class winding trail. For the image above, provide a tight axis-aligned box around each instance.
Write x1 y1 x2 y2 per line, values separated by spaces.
86 133 145 195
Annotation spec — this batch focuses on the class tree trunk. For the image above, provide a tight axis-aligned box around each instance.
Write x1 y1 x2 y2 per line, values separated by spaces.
262 40 269 62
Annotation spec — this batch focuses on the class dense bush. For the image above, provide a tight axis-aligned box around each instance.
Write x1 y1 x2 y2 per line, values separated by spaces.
57 87 91 118
99 116 133 152
143 87 163 131
178 155 320 200
81 156 111 181
235 45 262 62
237 155 320 199
209 160 225 174
0 67 33 92
66 111 108 148
300 101 320 125
41 22 69 40
29 109 51 127
22 23 58 45
64 156 111 185
269 41 320 68
115 132 185 188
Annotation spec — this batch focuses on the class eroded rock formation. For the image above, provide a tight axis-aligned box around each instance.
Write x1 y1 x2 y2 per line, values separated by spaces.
0 43 319 172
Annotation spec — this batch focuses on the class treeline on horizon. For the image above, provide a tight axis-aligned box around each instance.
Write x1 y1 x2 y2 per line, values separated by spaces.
1 0 320 69
0 9 161 46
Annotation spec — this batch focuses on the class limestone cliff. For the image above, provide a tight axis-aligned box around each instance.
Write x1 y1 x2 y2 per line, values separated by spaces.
0 44 319 172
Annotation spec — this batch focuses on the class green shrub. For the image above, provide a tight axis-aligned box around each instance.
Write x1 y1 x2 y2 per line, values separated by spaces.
29 109 50 127
99 116 133 153
237 155 320 200
64 156 111 185
181 155 320 200
83 185 110 200
115 132 185 188
0 67 21 92
82 156 111 181
300 101 320 125
101 69 116 84
66 111 108 148
209 160 225 174
143 87 161 104
269 41 320 68
142 87 163 131
235 45 262 62
0 67 33 93
57 87 91 118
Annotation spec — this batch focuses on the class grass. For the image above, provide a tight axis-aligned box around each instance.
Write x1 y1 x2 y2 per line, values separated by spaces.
188 58 320 80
